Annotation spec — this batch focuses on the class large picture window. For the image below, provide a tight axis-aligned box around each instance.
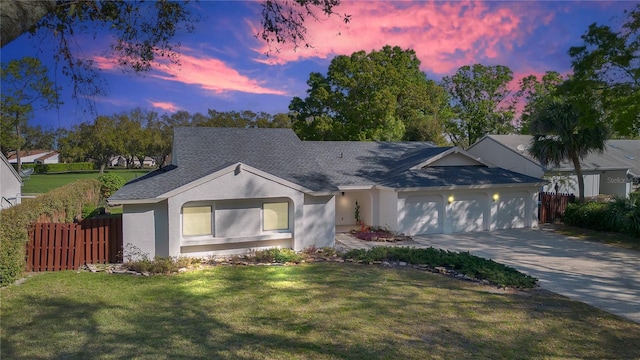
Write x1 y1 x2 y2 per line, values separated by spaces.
183 206 212 236
263 202 289 231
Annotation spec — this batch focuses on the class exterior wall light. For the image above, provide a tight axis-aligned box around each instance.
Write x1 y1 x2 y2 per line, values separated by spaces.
447 195 454 204
493 193 499 202
341 192 345 196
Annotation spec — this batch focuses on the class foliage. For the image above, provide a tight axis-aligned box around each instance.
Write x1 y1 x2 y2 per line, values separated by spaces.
568 4 639 138
515 71 565 133
0 179 101 286
0 57 60 172
33 162 95 173
441 64 515 147
97 173 127 199
251 248 304 263
290 46 448 143
528 96 609 202
343 247 537 288
564 195 640 238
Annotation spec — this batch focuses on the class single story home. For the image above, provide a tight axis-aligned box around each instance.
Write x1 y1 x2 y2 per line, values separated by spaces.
7 149 59 164
467 135 639 198
0 152 23 209
109 155 157 168
109 128 545 258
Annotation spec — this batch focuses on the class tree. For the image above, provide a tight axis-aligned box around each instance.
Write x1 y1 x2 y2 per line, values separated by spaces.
528 97 608 203
1 1 345 104
78 116 124 173
290 45 446 142
515 71 564 133
441 64 515 148
569 4 639 137
0 57 59 173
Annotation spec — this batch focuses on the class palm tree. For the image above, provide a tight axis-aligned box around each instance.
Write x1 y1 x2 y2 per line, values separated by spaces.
528 98 608 203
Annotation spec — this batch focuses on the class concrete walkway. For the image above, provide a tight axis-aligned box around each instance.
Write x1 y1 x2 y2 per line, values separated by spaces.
337 227 640 323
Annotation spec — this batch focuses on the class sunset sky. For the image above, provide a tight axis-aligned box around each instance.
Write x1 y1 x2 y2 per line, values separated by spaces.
1 1 635 129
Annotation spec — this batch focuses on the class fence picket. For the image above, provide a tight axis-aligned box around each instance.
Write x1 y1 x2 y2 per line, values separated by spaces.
26 215 123 272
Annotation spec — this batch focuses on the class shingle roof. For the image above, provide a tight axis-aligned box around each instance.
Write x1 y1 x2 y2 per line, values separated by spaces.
110 128 544 202
481 135 640 175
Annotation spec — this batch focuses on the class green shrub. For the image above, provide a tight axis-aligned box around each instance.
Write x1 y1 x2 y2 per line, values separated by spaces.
251 248 304 263
564 197 640 238
0 179 101 286
34 162 95 173
97 173 127 199
343 247 537 288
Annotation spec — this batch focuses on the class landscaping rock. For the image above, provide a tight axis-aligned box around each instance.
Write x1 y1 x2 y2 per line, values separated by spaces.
398 262 408 267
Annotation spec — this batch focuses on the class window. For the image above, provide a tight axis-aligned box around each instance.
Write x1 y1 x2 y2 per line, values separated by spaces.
183 206 212 236
263 202 289 231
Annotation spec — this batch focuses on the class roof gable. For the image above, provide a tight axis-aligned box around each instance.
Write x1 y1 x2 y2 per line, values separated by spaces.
411 147 489 169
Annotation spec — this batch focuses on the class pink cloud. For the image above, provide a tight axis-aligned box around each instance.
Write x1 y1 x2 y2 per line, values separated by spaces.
150 101 180 112
251 1 540 75
93 52 286 96
151 53 287 96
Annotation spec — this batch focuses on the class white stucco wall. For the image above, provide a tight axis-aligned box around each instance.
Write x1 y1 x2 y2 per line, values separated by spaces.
599 170 631 198
377 189 398 231
0 158 22 209
122 201 168 259
335 191 372 225
302 194 335 249
468 140 544 178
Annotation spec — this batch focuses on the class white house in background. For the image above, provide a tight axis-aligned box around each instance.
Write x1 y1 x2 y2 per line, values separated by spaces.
109 128 545 258
7 150 59 164
109 155 157 168
467 135 639 198
0 153 23 209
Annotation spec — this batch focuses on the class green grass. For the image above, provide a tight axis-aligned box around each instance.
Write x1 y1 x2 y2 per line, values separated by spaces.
2 264 639 359
551 224 640 251
21 170 150 194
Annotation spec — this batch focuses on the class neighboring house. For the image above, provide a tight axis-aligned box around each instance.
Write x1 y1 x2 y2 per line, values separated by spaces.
109 128 545 258
0 153 23 209
110 155 156 168
7 150 59 164
467 135 639 198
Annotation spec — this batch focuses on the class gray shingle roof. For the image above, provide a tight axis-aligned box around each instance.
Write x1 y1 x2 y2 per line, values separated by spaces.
110 128 544 202
481 135 640 175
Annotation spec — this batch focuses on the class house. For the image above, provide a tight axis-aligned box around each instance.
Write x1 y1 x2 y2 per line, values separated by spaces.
7 150 59 164
109 155 157 168
0 152 23 209
467 135 639 198
108 128 545 258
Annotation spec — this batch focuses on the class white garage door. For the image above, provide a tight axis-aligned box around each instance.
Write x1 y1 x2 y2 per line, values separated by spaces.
450 194 486 233
401 195 443 235
496 192 526 230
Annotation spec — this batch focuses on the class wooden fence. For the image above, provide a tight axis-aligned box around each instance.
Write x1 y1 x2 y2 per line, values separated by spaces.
538 192 575 224
27 216 123 272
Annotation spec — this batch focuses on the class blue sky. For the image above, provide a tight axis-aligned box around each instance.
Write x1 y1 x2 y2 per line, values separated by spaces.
1 1 635 129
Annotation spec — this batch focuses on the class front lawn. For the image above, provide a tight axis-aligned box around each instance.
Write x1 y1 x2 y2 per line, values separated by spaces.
2 264 639 359
21 170 150 194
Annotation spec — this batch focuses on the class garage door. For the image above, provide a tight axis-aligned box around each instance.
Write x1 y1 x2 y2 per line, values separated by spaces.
496 192 526 230
450 194 486 233
401 196 443 235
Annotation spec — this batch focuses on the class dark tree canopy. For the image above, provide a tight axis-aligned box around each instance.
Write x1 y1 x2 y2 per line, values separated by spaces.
290 45 447 143
441 64 515 148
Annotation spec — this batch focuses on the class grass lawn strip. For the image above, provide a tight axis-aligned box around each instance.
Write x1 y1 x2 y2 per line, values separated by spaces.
2 264 639 359
21 170 149 194
550 224 640 251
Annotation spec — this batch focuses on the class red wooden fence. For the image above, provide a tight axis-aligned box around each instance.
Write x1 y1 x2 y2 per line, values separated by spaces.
538 192 575 224
27 216 123 272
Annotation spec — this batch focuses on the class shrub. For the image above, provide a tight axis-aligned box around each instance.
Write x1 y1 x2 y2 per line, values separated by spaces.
97 173 127 199
0 179 101 286
251 248 304 263
343 247 537 288
34 162 95 173
564 196 640 238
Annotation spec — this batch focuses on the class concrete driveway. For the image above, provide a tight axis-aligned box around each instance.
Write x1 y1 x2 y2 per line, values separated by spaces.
337 227 640 323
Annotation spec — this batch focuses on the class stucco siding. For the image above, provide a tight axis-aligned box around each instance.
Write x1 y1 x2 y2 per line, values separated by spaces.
599 170 630 197
468 139 544 178
0 159 21 209
377 189 398 231
122 201 168 259
302 194 335 249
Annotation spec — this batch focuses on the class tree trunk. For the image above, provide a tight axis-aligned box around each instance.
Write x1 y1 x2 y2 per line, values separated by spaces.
1 0 56 47
570 152 585 203
99 162 106 174
15 115 22 175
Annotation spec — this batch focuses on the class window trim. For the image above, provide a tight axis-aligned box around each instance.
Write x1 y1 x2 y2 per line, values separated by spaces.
182 205 213 237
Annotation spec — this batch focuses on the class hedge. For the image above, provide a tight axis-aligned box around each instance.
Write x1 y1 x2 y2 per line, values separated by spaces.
564 194 640 238
0 179 101 286
34 162 95 173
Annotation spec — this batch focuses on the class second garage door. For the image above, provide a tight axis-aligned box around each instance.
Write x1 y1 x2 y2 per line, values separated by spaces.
450 194 487 233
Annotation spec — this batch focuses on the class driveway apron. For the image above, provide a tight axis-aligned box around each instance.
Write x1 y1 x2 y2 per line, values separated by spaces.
410 227 640 323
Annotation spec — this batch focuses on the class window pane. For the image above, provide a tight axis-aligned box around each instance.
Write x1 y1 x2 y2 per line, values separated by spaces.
263 202 288 230
183 206 212 236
